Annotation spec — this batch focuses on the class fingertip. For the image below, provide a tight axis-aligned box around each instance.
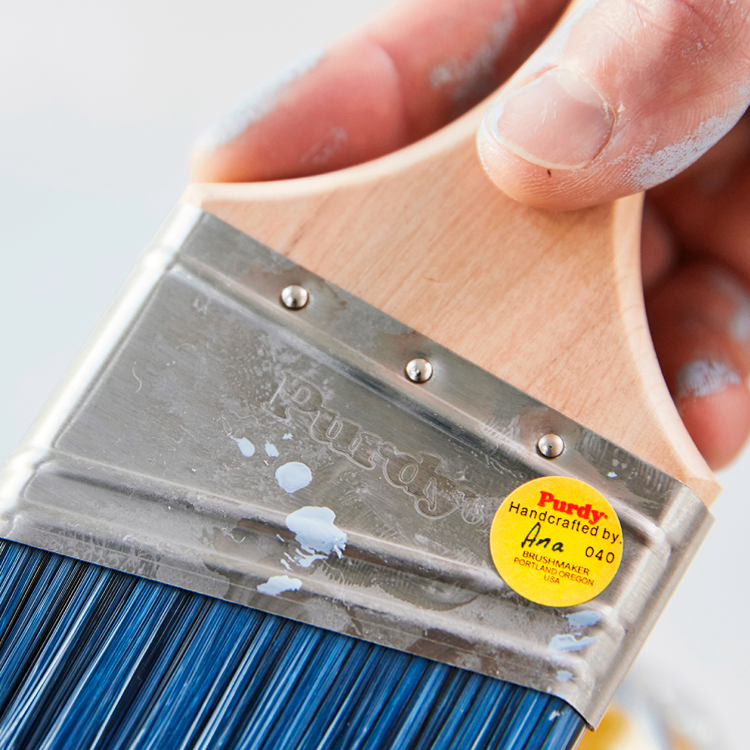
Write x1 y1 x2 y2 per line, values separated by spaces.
676 377 750 470
476 103 615 211
477 122 608 211
189 40 408 183
647 262 750 469
189 146 226 183
476 117 574 210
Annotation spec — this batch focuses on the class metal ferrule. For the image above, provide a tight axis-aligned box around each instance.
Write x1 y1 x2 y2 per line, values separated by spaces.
0 206 711 726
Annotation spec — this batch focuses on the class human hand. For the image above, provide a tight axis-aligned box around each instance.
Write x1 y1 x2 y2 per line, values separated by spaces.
191 0 750 470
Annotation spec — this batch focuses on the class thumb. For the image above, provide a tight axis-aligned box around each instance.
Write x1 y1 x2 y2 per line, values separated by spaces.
477 0 750 210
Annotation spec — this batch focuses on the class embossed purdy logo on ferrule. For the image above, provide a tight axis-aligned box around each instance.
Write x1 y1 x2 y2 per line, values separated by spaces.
263 372 486 523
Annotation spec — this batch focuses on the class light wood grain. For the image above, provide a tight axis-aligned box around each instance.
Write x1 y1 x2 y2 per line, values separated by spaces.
182 105 718 505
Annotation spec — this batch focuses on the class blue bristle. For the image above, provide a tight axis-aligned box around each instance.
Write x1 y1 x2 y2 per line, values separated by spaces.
0 541 586 749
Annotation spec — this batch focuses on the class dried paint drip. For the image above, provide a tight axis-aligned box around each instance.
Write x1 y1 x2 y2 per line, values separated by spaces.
256 575 302 596
285 506 347 559
286 550 326 569
565 611 601 628
265 441 279 457
549 634 597 653
232 437 255 457
677 360 741 399
275 462 312 493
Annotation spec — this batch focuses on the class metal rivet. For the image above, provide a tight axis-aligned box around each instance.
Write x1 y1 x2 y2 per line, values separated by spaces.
280 285 309 310
405 358 433 383
537 433 565 459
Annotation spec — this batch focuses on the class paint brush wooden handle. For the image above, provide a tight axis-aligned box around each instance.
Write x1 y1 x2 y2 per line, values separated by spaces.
182 104 718 505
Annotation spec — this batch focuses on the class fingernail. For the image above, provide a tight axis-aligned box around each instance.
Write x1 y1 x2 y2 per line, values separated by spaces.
484 68 613 170
676 359 741 400
193 50 323 152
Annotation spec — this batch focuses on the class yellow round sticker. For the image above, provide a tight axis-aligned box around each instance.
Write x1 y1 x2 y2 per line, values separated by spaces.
489 476 623 607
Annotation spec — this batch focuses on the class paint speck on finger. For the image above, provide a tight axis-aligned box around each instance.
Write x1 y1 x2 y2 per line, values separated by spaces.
630 112 744 190
556 670 574 683
233 437 255 457
710 268 750 342
677 360 741 399
275 462 312 493
283 433 293 440
430 12 516 107
257 575 302 596
300 126 347 167
194 50 323 151
730 306 750 342
265 441 279 457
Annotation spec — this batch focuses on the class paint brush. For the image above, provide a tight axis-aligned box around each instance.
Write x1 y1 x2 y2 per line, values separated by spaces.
0 11 721 750
0 125 717 750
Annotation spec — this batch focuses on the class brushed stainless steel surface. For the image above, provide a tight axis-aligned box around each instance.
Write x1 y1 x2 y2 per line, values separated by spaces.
0 204 712 725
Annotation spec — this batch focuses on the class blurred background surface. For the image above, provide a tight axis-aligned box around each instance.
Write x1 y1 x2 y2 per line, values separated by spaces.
1 2 747 747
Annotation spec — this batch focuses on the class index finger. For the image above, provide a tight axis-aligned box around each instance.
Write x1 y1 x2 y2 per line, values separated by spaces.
191 0 566 182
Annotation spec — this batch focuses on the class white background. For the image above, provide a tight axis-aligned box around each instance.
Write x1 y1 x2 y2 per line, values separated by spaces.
1 2 747 748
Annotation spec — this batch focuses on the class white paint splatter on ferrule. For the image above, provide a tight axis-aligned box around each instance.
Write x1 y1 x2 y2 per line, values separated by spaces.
265 441 279 457
285 506 347 559
549 634 597 653
232 437 255 457
565 610 601 628
275 462 313 493
257 575 302 596
676 360 741 400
